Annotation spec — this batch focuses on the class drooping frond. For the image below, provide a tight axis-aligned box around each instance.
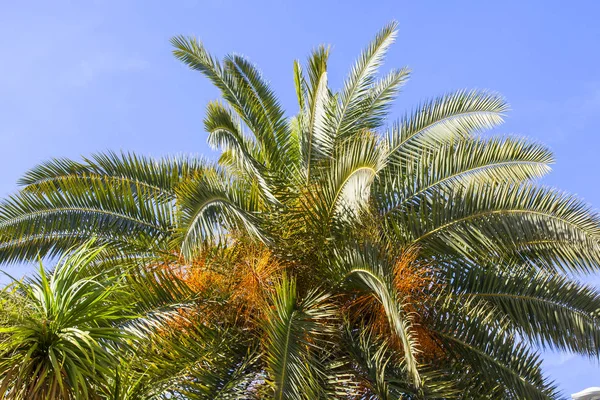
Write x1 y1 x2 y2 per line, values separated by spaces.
117 319 256 399
339 246 421 387
171 36 265 142
433 301 559 399
392 182 600 272
175 168 265 259
0 178 173 263
449 263 600 356
20 151 205 200
119 263 198 337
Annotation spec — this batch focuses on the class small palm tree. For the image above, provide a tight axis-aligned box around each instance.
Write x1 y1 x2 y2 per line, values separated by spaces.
0 242 129 399
1 21 600 398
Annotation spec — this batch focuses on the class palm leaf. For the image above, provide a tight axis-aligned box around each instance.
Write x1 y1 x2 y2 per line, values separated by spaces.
394 182 600 272
378 135 554 214
0 179 173 263
448 263 600 356
175 168 265 259
20 151 204 199
263 275 337 400
339 246 421 387
432 300 559 399
332 21 398 140
384 90 508 164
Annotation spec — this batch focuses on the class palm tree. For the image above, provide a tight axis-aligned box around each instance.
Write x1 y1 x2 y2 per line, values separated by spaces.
1 21 600 398
0 242 129 399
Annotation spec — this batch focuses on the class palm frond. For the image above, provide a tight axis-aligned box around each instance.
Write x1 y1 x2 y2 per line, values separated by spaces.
343 324 458 399
332 21 398 140
340 246 421 387
117 263 199 337
20 151 205 199
433 300 559 399
392 182 600 272
301 133 385 236
0 178 173 263
115 319 256 400
358 67 411 131
448 263 600 356
302 45 333 175
175 168 265 259
385 90 508 163
224 54 292 165
205 101 277 202
378 136 554 214
263 275 337 400
172 36 287 169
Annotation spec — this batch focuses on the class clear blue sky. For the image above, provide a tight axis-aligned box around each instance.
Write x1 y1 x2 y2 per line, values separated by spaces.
1 0 599 394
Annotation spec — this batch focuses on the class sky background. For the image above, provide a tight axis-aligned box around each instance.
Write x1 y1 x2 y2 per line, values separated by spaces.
1 0 599 395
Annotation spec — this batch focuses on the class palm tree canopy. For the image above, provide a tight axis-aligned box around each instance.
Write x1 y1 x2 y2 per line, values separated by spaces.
1 21 600 399
0 242 130 399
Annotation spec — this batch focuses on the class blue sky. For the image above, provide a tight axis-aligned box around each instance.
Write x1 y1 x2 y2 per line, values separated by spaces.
1 0 599 394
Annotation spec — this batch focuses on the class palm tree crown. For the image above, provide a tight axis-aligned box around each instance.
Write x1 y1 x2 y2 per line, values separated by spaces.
1 21 600 399
0 243 128 399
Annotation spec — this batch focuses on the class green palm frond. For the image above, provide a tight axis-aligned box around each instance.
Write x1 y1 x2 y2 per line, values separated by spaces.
394 183 600 267
301 45 333 175
0 178 173 263
263 275 337 400
20 151 205 199
332 21 399 140
358 67 411 132
300 133 385 236
0 231 113 264
115 319 255 400
172 36 287 169
0 151 207 264
171 36 265 140
378 135 554 214
118 264 198 337
339 246 421 387
293 60 306 116
433 301 559 399
385 90 508 163
450 263 600 356
514 237 600 274
204 101 277 203
175 168 265 259
224 54 292 164
343 324 458 399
